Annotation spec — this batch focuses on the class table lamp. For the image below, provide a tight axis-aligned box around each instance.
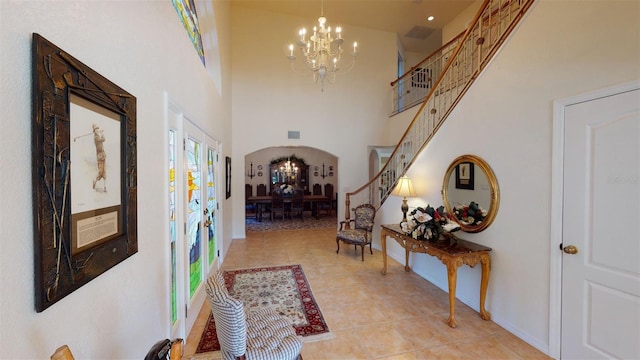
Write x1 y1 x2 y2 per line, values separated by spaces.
392 176 416 223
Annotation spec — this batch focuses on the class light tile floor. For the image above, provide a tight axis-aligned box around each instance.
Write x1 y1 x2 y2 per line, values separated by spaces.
184 227 551 359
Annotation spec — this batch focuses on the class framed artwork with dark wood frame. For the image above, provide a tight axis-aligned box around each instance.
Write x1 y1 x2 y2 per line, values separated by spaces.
32 33 137 312
225 156 231 199
455 162 474 190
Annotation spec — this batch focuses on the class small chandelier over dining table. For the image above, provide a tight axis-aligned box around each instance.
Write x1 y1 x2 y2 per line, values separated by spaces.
280 158 298 183
287 1 358 91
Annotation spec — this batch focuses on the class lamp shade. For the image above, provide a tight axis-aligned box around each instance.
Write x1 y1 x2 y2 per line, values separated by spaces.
392 176 416 198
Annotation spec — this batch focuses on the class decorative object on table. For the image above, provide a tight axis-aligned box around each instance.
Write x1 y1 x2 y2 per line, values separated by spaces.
399 205 461 242
196 265 330 354
452 201 487 227
286 0 358 91
391 176 416 223
442 154 500 233
32 34 138 312
280 184 294 195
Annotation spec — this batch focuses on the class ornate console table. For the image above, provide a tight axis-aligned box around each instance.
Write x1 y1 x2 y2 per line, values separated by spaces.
380 224 492 328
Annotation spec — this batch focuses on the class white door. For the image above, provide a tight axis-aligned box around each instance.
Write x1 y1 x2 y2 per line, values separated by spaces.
561 88 640 359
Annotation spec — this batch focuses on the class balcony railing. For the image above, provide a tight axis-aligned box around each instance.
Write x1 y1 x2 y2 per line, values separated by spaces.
344 0 535 222
390 31 465 116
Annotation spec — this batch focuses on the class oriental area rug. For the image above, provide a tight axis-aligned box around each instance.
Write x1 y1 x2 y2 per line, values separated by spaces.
195 264 331 354
245 214 337 232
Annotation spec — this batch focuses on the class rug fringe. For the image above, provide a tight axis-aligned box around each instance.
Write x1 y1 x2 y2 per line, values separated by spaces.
299 331 335 343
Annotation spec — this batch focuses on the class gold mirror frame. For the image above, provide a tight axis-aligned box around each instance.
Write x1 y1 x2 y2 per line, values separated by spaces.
442 155 499 233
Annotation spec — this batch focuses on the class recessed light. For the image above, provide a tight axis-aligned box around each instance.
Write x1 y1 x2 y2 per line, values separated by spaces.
427 16 435 21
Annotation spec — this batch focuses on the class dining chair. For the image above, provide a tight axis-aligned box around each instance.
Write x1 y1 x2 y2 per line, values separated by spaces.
271 189 286 220
290 189 304 220
336 203 376 261
245 184 257 220
317 183 334 217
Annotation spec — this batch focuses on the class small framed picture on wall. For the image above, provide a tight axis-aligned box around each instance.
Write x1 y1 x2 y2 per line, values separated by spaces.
455 162 474 190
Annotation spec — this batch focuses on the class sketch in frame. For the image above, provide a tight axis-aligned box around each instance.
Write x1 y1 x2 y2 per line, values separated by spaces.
69 94 123 253
32 33 137 312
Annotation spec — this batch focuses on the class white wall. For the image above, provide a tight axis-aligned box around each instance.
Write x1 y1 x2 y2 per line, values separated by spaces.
378 0 639 354
0 1 232 358
230 5 397 239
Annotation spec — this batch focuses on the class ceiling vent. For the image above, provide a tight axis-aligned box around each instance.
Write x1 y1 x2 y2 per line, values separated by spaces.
405 26 434 40
288 131 300 139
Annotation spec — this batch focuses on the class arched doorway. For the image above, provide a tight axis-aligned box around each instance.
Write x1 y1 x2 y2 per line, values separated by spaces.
244 146 338 230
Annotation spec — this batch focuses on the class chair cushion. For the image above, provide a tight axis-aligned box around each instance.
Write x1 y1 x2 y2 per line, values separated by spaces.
336 229 369 245
246 308 302 360
205 273 247 360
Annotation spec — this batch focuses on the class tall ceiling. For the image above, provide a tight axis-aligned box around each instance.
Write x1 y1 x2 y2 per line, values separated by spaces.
229 0 477 52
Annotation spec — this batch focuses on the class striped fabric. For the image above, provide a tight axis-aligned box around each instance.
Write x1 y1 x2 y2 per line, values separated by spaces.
205 272 303 360
205 272 247 360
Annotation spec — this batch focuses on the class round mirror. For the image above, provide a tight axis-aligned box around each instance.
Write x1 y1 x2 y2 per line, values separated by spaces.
442 155 499 233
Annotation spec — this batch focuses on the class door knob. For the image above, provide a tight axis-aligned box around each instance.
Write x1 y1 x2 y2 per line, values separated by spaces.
563 245 578 254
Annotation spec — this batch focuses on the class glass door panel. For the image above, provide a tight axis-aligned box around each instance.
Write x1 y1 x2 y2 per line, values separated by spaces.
186 137 202 299
206 147 217 267
169 129 178 325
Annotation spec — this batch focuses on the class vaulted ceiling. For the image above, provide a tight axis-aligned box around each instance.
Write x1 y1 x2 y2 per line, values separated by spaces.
230 0 477 52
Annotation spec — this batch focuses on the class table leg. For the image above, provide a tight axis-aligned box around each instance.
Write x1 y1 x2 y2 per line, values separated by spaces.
381 229 387 275
404 246 410 272
445 259 458 328
479 254 492 321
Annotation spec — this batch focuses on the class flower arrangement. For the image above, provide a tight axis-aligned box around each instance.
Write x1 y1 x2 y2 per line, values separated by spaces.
452 201 487 226
400 205 460 241
280 184 294 194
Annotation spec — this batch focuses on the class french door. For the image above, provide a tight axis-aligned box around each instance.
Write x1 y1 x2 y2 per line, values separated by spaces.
168 109 219 339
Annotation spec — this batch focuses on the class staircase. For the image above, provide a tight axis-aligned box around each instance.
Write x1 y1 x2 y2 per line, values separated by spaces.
344 0 535 222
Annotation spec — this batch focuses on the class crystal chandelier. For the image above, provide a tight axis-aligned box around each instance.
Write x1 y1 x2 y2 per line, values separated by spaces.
287 2 358 91
279 158 298 183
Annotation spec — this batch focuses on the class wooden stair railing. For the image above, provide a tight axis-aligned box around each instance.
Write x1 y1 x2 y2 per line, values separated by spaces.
344 0 535 225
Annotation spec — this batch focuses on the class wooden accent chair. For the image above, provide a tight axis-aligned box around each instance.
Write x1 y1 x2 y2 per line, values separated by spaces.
312 183 322 195
290 188 304 220
336 204 376 261
271 189 286 220
205 272 302 360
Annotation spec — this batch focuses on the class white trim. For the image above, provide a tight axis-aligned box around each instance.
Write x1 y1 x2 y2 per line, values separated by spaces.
549 80 640 360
